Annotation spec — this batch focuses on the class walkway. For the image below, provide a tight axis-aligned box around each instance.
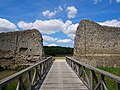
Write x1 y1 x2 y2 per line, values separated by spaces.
40 59 88 90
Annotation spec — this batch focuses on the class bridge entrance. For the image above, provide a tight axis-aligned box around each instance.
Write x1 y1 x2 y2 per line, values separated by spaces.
40 59 88 90
0 57 120 90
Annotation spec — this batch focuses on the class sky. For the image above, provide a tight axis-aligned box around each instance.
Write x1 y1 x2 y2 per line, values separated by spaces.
0 0 120 47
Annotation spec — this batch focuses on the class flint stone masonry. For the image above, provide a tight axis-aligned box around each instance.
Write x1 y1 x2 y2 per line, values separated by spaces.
74 19 120 68
0 29 44 70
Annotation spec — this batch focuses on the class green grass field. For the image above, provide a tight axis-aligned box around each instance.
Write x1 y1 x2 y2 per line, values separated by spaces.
53 56 66 59
97 66 120 76
0 70 17 80
97 67 120 90
0 70 32 90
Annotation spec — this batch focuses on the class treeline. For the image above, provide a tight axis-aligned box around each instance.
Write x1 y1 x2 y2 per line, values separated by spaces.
43 46 73 56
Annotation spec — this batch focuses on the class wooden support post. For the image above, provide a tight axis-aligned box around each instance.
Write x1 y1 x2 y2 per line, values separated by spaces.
90 70 94 90
19 76 23 90
1 84 7 90
118 82 120 90
28 70 32 90
101 74 104 90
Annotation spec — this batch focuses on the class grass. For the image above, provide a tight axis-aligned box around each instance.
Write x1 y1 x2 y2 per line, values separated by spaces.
97 66 120 90
53 56 66 59
97 66 120 76
53 55 73 59
0 70 32 90
0 70 17 80
75 66 120 90
0 70 18 90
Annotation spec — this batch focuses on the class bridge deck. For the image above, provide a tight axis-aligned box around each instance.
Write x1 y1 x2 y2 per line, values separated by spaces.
40 59 88 90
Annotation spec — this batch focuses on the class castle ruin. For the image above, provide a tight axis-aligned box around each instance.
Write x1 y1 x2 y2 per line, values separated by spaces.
0 29 44 69
74 19 120 68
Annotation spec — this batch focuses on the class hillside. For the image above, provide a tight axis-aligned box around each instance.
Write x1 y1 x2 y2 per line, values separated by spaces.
43 46 73 56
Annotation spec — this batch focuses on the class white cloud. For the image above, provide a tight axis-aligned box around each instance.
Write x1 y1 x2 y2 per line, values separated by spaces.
17 19 78 39
18 21 33 30
33 19 65 34
93 0 102 4
93 0 120 4
65 20 72 27
18 19 65 34
66 6 77 19
42 10 57 17
43 35 72 45
43 35 58 42
57 39 72 43
0 18 17 32
48 43 58 46
43 42 48 46
58 6 63 11
116 0 120 2
98 19 120 27
64 21 79 39
42 6 63 18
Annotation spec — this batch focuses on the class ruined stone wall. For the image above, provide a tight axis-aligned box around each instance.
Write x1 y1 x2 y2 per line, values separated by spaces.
74 19 120 68
0 29 44 69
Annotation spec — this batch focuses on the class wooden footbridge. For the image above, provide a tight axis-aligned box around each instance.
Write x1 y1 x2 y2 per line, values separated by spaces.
0 56 120 90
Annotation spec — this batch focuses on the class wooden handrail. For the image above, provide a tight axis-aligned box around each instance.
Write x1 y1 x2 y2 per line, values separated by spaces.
66 56 120 90
0 56 54 90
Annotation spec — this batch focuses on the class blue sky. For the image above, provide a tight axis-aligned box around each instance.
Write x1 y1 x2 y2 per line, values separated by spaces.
0 0 120 47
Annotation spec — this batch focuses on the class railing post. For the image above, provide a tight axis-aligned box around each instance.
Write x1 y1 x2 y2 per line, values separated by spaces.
70 60 72 67
101 74 105 90
74 62 75 70
75 63 77 73
41 63 43 76
73 61 75 70
44 61 46 73
90 70 94 90
43 62 45 73
76 63 79 74
39 64 42 79
72 60 73 69
78 64 80 74
19 76 23 90
76 63 78 75
118 82 120 90
28 70 32 90
83 66 85 81
1 84 7 90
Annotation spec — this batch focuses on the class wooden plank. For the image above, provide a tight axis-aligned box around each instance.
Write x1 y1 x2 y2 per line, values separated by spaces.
40 59 88 90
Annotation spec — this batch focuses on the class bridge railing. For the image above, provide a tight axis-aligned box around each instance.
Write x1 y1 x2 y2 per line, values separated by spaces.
0 56 54 90
66 56 120 90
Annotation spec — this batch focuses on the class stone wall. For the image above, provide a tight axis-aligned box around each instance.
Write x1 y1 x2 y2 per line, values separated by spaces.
0 29 44 69
74 19 120 68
